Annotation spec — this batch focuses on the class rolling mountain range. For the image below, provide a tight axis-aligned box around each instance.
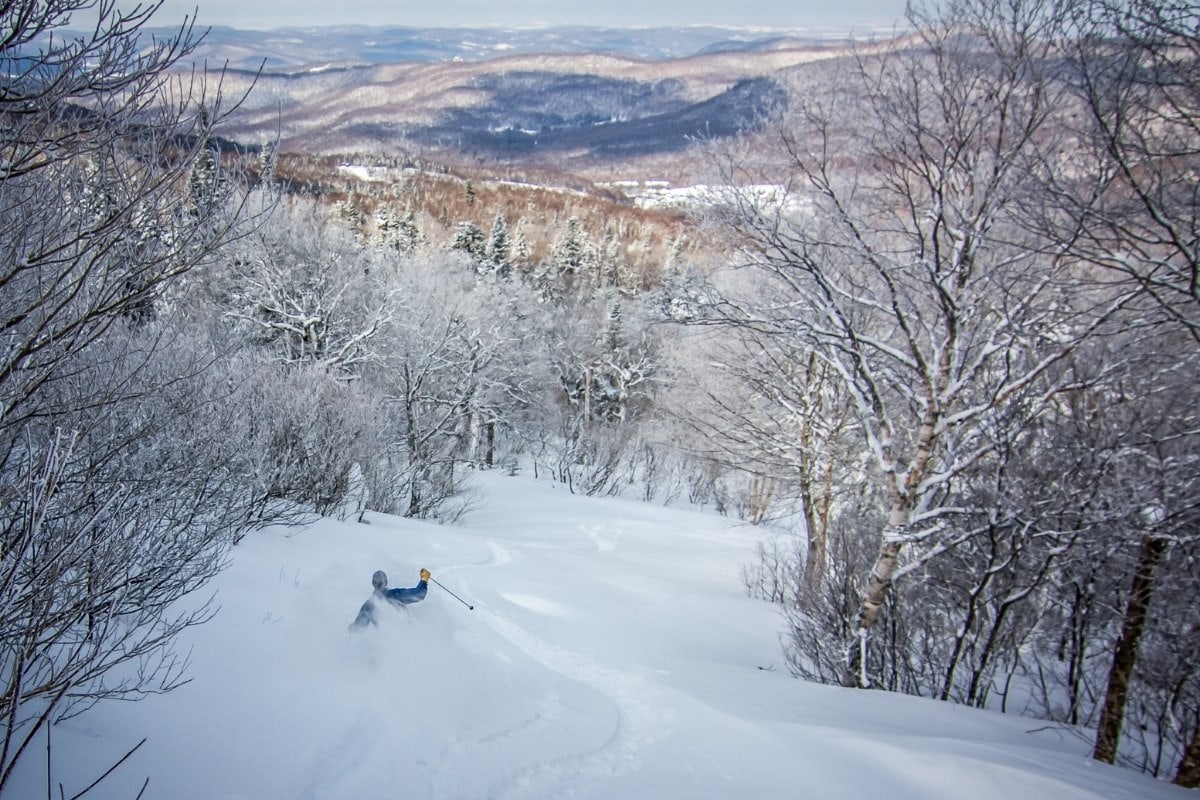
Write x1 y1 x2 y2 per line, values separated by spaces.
188 26 873 174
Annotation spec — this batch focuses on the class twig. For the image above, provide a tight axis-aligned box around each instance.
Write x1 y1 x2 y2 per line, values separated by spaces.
64 738 147 800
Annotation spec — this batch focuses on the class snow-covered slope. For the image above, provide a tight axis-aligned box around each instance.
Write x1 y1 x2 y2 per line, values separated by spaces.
13 472 1192 798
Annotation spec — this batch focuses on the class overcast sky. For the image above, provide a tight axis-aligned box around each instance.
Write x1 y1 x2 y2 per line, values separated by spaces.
146 0 907 31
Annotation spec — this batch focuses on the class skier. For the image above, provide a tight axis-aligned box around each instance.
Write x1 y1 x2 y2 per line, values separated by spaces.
349 568 431 630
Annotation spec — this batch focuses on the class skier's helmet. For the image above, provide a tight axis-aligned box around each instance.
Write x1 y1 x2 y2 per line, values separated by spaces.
372 570 387 590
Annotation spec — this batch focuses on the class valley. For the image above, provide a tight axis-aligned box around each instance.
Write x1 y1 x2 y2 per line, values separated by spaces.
196 25 868 181
185 25 861 277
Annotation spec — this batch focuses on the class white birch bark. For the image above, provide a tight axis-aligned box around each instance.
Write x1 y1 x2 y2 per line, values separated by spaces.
703 0 1135 686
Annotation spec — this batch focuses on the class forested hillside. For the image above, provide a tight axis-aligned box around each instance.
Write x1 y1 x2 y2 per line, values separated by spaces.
200 31 863 172
2 0 1198 795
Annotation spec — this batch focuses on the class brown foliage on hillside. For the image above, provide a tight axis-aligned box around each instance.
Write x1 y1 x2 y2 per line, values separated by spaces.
268 152 699 288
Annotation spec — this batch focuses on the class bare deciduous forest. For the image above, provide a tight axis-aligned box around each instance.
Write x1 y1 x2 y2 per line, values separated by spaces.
2 0 1198 792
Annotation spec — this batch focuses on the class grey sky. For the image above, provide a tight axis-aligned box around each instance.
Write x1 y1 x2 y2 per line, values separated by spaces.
149 0 907 31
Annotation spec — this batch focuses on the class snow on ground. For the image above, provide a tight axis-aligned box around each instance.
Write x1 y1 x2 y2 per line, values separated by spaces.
603 180 808 213
12 471 1193 799
335 164 386 182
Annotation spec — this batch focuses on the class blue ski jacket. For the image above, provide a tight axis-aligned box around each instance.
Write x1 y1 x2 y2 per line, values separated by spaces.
383 582 428 604
349 578 428 629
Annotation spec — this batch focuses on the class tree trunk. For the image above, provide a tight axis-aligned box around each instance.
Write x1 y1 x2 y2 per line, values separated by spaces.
1092 533 1167 763
858 540 903 633
583 366 592 424
844 405 938 688
803 431 838 591
485 420 495 467
1175 720 1200 788
843 519 904 687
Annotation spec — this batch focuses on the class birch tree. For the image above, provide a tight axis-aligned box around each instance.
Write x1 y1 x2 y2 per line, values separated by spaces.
703 0 1129 686
665 321 856 585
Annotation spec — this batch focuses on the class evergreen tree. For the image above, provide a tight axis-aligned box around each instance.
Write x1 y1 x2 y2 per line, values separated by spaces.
450 220 485 264
487 213 511 278
512 220 531 266
375 204 400 242
334 196 366 232
602 231 638 293
376 202 423 254
80 158 119 228
395 203 424 254
552 217 594 276
257 140 277 190
188 106 223 215
664 233 684 275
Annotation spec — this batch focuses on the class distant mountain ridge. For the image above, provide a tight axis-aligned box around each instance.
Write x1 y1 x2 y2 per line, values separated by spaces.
150 25 888 175
165 24 886 72
411 74 787 159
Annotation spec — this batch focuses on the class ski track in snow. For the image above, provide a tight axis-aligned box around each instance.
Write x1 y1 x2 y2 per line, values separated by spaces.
481 607 674 800
487 539 514 565
586 523 619 552
497 592 567 616
444 519 676 799
291 707 383 798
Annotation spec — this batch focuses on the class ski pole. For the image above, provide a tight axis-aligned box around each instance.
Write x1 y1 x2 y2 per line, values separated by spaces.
432 577 474 610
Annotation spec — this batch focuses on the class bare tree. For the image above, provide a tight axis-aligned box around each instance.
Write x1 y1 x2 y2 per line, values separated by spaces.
363 255 543 518
665 315 856 585
1031 1 1200 777
1051 0 1200 341
701 0 1132 687
0 0 260 434
235 354 384 520
0 1 266 792
539 288 660 497
1003 332 1200 780
219 200 391 374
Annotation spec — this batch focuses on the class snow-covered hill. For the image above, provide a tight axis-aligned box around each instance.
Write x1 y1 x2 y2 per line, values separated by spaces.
12 472 1191 798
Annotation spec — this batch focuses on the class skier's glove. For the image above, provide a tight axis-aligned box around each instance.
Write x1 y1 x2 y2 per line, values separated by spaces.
420 568 431 582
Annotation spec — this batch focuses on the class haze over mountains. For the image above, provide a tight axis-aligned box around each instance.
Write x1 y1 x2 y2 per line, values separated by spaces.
183 24 892 71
